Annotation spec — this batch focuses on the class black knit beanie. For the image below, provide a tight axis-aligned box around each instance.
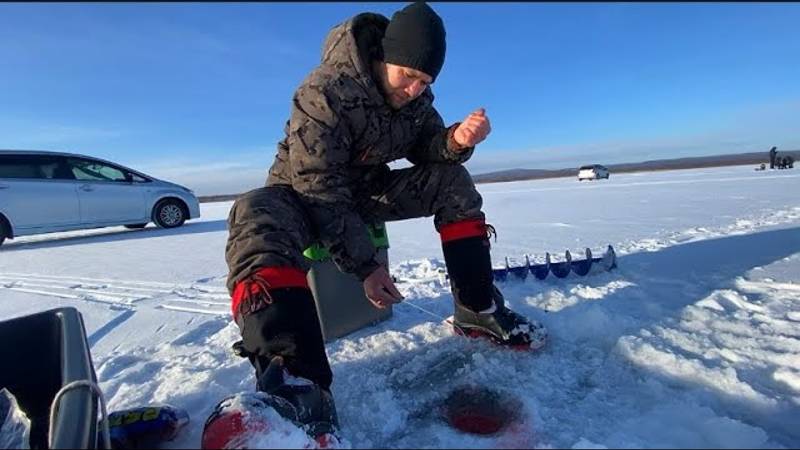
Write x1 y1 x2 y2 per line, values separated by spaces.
382 2 446 82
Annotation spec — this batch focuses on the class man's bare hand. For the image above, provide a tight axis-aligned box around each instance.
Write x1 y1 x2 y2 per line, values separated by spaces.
363 266 404 309
453 108 491 150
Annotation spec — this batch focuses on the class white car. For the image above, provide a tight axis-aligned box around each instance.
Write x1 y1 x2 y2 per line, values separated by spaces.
578 164 610 181
0 150 200 246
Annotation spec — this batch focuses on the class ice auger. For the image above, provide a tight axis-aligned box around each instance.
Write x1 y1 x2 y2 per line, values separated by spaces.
492 245 617 282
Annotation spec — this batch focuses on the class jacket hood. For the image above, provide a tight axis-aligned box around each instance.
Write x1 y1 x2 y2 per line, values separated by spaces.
319 12 435 111
320 13 389 86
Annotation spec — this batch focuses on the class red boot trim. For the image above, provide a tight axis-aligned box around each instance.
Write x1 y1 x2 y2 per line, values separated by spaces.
231 267 309 319
452 325 534 352
439 219 487 243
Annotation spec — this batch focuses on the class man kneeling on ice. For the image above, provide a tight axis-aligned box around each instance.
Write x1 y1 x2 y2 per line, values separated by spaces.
205 2 548 446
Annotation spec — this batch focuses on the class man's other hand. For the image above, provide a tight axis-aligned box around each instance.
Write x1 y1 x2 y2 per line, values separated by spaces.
363 266 404 309
453 108 491 150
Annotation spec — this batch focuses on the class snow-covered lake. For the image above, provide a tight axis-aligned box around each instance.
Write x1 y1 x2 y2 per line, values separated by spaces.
2 165 799 448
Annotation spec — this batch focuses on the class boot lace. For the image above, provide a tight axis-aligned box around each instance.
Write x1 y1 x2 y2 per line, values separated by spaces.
238 272 275 318
485 223 498 243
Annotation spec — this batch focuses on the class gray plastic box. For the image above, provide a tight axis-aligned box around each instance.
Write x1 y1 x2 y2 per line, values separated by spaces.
305 225 392 342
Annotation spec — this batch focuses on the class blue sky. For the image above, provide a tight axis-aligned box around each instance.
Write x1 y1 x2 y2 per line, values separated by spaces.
1 2 799 195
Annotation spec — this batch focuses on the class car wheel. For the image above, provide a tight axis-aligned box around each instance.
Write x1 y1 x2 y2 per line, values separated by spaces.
0 217 9 247
124 223 148 229
153 199 187 229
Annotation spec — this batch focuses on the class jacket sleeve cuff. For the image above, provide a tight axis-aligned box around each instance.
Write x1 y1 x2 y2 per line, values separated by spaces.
354 258 382 282
445 123 475 162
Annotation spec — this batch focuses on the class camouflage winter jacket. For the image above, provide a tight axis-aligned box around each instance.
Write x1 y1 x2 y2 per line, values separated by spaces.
266 12 475 280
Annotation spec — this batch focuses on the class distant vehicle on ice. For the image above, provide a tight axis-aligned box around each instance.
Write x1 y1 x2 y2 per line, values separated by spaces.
577 164 610 181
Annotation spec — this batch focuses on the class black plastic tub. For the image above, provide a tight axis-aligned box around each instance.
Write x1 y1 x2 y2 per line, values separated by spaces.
0 307 100 449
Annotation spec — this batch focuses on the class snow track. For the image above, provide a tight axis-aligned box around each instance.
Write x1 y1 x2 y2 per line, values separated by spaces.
0 272 230 315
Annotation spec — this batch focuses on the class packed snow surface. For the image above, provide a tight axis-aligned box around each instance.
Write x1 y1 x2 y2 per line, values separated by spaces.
2 165 799 448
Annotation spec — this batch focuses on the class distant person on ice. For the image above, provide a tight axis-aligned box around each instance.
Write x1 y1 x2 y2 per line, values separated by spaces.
769 146 778 169
214 1 547 443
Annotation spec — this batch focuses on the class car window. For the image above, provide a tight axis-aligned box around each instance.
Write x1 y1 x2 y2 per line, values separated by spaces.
37 157 76 180
0 155 47 179
38 160 58 178
68 158 128 182
48 157 77 180
129 172 149 183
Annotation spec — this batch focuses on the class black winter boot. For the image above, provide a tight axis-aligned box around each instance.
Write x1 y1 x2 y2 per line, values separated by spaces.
452 285 547 350
223 283 340 446
202 356 341 448
256 356 339 438
441 221 547 350
235 286 333 391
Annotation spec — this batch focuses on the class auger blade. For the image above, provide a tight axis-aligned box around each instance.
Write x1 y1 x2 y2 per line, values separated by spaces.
550 250 572 278
492 257 509 282
589 245 617 272
530 253 550 280
571 248 593 276
508 255 530 280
